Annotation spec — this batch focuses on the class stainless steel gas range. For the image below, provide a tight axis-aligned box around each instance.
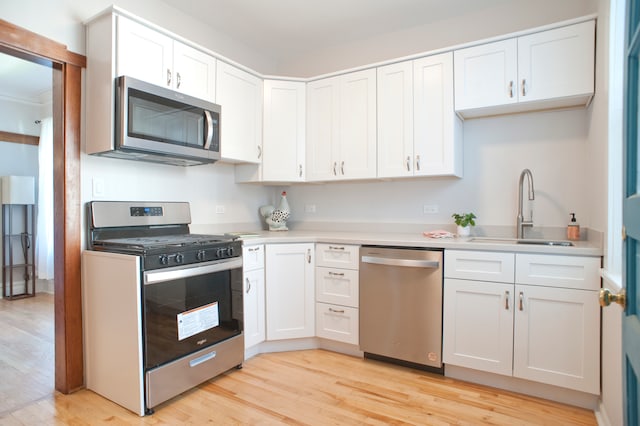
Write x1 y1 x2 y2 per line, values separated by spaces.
83 201 243 416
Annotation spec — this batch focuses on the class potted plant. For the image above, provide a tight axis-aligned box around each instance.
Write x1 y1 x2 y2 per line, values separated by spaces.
452 212 477 237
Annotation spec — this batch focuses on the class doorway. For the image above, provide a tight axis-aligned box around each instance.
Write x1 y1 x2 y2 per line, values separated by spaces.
0 19 85 394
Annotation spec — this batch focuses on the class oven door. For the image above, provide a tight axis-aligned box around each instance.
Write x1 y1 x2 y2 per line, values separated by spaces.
142 257 242 370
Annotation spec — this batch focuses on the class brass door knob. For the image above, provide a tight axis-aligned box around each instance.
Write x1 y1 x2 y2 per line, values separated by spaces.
599 288 626 309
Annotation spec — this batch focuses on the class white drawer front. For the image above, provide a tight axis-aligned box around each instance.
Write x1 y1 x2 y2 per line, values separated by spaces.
242 244 264 271
315 267 359 308
515 254 601 290
445 250 515 283
316 243 360 269
315 302 359 345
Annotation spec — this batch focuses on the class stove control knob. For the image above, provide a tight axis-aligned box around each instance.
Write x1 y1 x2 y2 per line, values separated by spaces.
159 255 169 265
227 246 235 257
217 248 226 258
175 253 184 264
196 250 206 261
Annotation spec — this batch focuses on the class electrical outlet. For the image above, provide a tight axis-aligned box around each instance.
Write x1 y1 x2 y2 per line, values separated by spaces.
92 178 105 198
215 205 225 214
305 204 317 213
423 204 439 214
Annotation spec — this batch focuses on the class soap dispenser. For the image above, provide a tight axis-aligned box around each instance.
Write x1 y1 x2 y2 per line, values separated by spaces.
567 213 580 241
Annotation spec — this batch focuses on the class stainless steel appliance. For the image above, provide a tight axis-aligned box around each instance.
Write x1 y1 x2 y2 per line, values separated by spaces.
85 201 243 415
359 246 444 372
91 75 221 166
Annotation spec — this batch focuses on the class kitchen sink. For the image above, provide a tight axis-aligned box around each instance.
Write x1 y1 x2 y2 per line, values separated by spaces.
468 237 573 247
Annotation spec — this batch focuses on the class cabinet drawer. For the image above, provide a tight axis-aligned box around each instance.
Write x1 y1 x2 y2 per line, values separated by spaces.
316 243 359 269
242 244 264 271
315 267 359 308
515 254 600 290
445 250 514 283
315 302 359 345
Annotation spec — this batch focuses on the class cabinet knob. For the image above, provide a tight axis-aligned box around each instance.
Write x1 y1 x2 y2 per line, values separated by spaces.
406 156 411 172
519 291 524 311
505 290 510 310
416 155 421 171
257 145 262 159
599 288 626 309
508 80 514 98
176 72 181 89
167 69 172 86
333 162 337 176
521 79 527 97
341 161 345 175
299 164 303 177
246 277 251 294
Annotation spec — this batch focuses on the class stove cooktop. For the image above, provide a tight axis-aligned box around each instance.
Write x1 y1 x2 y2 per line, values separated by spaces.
93 233 236 252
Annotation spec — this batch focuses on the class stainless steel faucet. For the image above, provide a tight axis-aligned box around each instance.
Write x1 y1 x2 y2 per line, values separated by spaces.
517 169 535 239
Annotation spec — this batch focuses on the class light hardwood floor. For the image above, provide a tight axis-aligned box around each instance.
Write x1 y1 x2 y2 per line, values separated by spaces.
0 295 597 425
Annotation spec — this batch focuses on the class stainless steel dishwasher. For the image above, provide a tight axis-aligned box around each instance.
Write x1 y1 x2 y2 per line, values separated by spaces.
360 246 443 372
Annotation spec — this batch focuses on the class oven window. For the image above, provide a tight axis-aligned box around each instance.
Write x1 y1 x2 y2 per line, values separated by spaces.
143 268 242 369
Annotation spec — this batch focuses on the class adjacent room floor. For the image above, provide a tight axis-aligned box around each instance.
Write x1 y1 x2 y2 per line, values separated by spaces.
0 294 596 425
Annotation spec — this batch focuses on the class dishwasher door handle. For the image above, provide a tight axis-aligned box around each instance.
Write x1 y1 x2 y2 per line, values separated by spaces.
361 256 440 268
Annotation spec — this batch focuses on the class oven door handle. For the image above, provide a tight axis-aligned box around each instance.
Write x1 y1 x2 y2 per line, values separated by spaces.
144 257 243 285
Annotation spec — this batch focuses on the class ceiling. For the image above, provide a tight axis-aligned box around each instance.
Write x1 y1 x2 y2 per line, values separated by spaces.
160 0 513 62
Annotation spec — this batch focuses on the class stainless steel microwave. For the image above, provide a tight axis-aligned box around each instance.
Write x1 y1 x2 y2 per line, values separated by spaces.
109 75 221 166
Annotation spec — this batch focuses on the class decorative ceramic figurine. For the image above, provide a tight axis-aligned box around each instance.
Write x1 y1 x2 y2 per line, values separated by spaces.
260 191 290 231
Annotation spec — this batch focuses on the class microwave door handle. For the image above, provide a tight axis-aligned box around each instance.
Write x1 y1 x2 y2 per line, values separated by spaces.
203 110 214 150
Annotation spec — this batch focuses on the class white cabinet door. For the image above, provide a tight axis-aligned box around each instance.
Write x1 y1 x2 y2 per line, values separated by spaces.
265 244 315 340
513 284 600 394
116 16 173 87
517 20 595 103
262 80 306 181
454 38 518 111
315 302 359 345
216 61 263 163
315 267 359 308
243 268 265 349
243 244 264 271
443 278 514 376
413 52 462 177
338 68 377 179
172 43 217 102
306 76 340 181
306 70 376 181
377 61 414 178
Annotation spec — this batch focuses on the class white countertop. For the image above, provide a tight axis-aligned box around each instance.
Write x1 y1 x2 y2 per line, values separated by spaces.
234 230 602 257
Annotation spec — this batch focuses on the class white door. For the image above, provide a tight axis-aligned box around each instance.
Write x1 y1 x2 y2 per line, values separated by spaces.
262 80 306 181
338 69 377 179
216 62 263 163
414 52 462 177
265 244 315 340
172 42 217 102
513 285 600 394
453 38 518 111
116 16 172 87
517 20 595 103
377 61 414 178
443 279 514 376
306 77 340 181
243 268 265 349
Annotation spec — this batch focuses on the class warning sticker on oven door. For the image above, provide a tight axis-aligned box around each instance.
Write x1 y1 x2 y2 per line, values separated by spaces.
177 302 219 341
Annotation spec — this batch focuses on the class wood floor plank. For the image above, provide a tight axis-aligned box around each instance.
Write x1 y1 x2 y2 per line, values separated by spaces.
0 295 597 425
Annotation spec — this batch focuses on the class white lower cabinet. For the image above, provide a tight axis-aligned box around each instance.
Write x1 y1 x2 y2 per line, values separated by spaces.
242 245 265 350
265 243 315 340
443 250 600 394
314 243 360 345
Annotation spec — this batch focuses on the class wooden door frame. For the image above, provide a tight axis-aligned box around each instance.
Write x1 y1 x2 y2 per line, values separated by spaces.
0 19 86 393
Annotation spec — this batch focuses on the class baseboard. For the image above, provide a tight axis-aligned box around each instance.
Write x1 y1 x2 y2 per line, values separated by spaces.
595 399 613 426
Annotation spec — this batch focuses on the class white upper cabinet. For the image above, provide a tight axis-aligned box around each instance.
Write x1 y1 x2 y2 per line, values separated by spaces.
261 80 306 182
306 69 377 181
216 61 263 163
454 20 595 118
117 16 216 103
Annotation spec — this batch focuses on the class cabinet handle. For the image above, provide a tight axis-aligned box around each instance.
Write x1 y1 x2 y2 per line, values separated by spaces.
508 80 514 98
247 247 259 252
505 290 510 310
167 69 172 86
328 271 345 277
307 249 312 263
257 145 262 159
329 308 345 314
176 72 181 89
299 164 303 177
333 162 337 176
406 156 411 172
521 79 527 97
328 246 345 251
416 155 421 171
245 277 251 294
341 161 345 175
519 291 524 311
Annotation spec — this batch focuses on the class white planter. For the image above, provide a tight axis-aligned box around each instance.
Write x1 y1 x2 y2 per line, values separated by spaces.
457 225 471 237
